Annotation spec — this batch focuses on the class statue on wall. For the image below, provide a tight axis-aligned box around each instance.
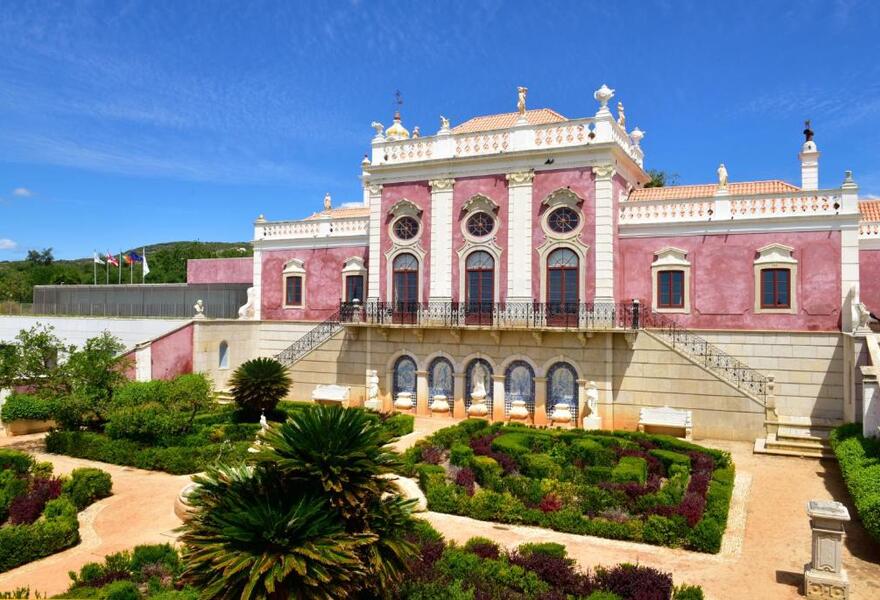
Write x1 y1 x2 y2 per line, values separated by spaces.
439 115 450 131
323 193 332 211
617 101 626 128
517 86 528 115
193 299 206 319
717 163 729 188
365 369 380 411
371 121 384 137
238 287 255 320
583 380 602 430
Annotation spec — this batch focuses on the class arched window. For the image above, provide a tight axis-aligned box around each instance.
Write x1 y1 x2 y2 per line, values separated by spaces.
547 248 579 325
392 253 419 322
465 251 494 324
218 341 229 369
428 357 454 397
504 360 535 416
465 358 494 413
547 362 578 421
393 355 417 398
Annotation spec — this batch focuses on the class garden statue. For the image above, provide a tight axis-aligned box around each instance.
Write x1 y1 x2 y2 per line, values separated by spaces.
717 163 729 189
364 369 380 411
238 287 255 320
467 367 489 417
248 410 269 454
259 410 268 433
583 380 602 430
193 299 206 319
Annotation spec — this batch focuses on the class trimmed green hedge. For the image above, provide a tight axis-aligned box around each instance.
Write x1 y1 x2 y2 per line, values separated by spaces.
380 412 415 437
611 456 647 485
63 468 113 510
0 497 80 572
0 393 54 422
46 430 249 475
829 423 880 542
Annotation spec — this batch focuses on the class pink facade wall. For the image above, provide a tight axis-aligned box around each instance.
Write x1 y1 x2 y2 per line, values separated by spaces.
379 182 432 302
618 231 841 331
261 246 369 320
150 323 194 380
187 258 253 284
451 176 508 300
531 168 597 301
861 249 880 315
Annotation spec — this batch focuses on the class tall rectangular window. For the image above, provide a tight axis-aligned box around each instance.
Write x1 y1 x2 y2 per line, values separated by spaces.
285 275 303 307
761 268 790 308
345 275 364 302
657 270 684 308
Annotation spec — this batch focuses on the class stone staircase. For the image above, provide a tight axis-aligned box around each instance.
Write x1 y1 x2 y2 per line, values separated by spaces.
275 310 342 367
753 415 840 459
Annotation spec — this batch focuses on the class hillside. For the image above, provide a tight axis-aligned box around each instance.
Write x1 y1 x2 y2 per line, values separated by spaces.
0 241 252 302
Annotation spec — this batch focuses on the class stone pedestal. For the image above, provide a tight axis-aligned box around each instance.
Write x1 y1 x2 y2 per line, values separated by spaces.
549 402 573 425
394 392 414 411
804 500 850 600
508 399 529 421
429 394 450 414
582 415 602 430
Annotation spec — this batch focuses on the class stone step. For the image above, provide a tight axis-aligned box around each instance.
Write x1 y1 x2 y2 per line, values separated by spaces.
777 425 831 442
766 433 830 453
753 437 834 459
775 415 843 430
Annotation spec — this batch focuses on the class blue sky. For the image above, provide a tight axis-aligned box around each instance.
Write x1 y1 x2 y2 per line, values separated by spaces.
1 0 878 259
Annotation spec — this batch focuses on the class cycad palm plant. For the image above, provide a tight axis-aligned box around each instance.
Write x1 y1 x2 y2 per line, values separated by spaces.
180 405 417 599
229 357 291 418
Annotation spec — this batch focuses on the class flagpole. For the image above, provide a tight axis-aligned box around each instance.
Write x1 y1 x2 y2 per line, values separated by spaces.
118 252 122 285
105 258 109 284
142 246 146 284
93 252 97 285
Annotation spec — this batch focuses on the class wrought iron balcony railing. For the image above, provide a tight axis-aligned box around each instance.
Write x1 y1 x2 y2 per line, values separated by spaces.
339 300 639 330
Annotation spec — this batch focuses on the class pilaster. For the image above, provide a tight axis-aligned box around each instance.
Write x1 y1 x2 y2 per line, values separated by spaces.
593 164 616 302
416 370 430 416
366 184 383 301
492 374 506 421
533 376 548 426
429 178 455 302
453 372 466 419
505 171 535 302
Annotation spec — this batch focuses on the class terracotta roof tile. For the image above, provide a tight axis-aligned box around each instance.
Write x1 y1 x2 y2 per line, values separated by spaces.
861 199 880 221
305 206 369 220
629 180 801 201
452 108 567 134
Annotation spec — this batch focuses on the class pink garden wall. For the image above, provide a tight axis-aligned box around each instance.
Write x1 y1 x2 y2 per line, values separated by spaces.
150 323 193 379
618 230 842 331
261 246 369 320
379 182 431 302
861 249 880 315
187 258 253 284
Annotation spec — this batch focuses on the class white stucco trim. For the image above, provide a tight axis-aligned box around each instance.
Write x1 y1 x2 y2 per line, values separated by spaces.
540 188 586 240
651 247 691 314
593 164 615 301
429 179 454 301
341 256 367 302
384 244 426 303
282 259 306 308
753 244 798 315
367 184 383 301
457 240 503 305
535 238 590 304
505 171 535 301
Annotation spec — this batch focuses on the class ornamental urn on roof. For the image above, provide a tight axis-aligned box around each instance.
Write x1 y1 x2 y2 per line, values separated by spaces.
594 84 615 109
385 111 410 141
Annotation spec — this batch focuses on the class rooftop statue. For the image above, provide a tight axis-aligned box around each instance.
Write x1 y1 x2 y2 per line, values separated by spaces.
371 121 384 137
324 193 332 211
517 86 528 115
439 115 450 130
617 101 626 128
717 163 729 188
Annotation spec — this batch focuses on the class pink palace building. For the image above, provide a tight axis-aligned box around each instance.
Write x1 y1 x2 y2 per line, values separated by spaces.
178 84 880 453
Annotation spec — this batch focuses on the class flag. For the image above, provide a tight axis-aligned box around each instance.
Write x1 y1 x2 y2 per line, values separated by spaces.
93 252 104 265
128 251 142 263
106 252 119 267
142 249 150 277
123 254 133 265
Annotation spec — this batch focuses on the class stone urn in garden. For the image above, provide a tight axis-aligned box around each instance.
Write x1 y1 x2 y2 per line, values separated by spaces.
394 391 414 410
550 402 573 424
508 397 530 421
429 394 450 413
467 378 489 417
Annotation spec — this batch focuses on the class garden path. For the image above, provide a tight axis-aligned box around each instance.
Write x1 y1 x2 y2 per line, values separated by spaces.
0 433 190 597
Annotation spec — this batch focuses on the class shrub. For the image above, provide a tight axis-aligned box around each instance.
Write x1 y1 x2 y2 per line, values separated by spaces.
649 449 691 472
0 471 27 522
539 492 564 513
455 468 476 496
571 438 616 467
490 432 532 462
643 515 682 546
416 464 446 490
0 449 34 474
9 477 62 524
596 563 673 600
381 413 415 437
687 517 723 553
0 497 79 572
471 455 503 489
467 490 527 522
101 580 139 600
611 456 647 485
829 423 880 543
579 485 622 515
105 402 186 443
463 536 500 559
63 468 113 510
674 584 705 600
516 542 567 559
523 453 561 479
0 394 54 422
228 357 291 417
583 465 614 484
112 379 169 408
449 442 475 467
587 593 623 600
420 446 444 465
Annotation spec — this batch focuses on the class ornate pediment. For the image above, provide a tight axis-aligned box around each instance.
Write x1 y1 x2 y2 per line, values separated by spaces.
387 198 422 220
754 243 797 265
461 194 500 215
541 188 583 209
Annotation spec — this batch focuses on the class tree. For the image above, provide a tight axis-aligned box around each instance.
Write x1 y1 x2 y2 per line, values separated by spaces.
180 405 417 599
229 358 291 418
644 169 679 188
0 324 69 392
25 248 54 266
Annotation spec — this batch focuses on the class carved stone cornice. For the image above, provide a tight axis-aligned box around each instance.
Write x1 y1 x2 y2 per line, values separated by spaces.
366 183 383 196
592 164 615 180
506 170 535 186
429 178 455 192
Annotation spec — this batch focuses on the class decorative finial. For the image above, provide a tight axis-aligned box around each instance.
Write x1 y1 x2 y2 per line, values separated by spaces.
803 120 814 143
323 193 332 211
371 121 385 137
630 127 644 146
517 86 528 116
617 101 626 128
412 126 420 138
594 84 615 109
717 163 729 189
256 214 266 223
361 154 370 166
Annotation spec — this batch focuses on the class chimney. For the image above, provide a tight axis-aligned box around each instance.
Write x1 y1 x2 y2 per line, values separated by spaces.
799 120 820 190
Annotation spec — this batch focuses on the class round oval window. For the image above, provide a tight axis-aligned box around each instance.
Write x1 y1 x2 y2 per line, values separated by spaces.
393 216 420 240
466 212 494 238
548 207 580 234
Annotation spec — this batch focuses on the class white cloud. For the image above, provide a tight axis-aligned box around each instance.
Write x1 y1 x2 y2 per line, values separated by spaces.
339 201 364 209
0 238 17 250
12 187 33 197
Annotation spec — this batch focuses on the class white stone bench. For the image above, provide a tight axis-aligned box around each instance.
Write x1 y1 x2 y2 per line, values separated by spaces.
638 406 693 440
312 384 351 406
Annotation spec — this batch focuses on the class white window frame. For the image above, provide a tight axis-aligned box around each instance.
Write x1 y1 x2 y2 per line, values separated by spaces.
754 243 798 315
651 247 691 314
282 258 306 308
341 256 367 302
